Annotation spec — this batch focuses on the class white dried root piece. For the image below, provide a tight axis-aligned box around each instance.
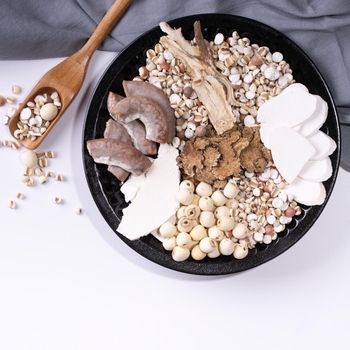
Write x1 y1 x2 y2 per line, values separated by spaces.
159 21 254 134
159 22 200 57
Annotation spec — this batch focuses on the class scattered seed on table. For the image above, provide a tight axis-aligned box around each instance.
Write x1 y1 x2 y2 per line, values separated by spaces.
12 85 22 94
25 178 34 186
8 200 16 209
38 158 48 168
56 174 64 182
35 168 43 176
53 196 62 204
6 96 16 104
16 192 25 200
38 175 47 184
74 208 82 215
45 151 55 158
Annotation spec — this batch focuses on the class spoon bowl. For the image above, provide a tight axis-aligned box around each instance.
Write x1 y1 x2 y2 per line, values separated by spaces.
8 52 90 149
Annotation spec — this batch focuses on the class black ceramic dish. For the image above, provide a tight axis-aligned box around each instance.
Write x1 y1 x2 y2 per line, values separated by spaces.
83 14 341 275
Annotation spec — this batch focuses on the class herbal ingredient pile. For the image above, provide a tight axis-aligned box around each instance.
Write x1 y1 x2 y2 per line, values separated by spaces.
87 21 337 262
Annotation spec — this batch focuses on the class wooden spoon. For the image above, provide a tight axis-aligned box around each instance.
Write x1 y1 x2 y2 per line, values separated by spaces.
9 0 132 150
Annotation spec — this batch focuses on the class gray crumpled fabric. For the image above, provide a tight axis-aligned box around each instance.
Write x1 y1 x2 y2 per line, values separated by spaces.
1 0 349 170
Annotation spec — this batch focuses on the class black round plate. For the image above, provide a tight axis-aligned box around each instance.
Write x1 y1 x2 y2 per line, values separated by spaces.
83 14 341 275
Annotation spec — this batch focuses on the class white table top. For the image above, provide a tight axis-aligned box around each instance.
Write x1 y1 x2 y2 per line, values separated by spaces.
1 52 349 350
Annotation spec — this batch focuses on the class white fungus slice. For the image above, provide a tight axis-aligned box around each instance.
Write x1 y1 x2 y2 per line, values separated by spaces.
285 178 326 206
257 88 317 127
269 127 315 183
298 95 328 136
307 130 337 160
299 157 332 182
118 144 180 240
281 83 309 94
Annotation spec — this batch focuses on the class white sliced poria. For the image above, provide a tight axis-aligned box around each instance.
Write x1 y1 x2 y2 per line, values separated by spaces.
298 96 328 136
269 127 315 183
308 130 337 160
256 82 335 207
298 157 332 182
118 144 180 240
120 173 147 202
259 123 278 149
257 87 317 127
284 178 326 206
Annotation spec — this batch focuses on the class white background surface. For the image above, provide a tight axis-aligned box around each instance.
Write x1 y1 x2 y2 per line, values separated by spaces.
0 52 349 350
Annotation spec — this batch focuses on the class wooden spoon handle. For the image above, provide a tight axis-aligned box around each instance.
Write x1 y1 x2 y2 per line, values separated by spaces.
80 0 132 57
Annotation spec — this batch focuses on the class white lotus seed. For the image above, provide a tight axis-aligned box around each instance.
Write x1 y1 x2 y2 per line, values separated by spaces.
179 180 195 193
190 225 207 241
208 226 224 241
176 188 193 205
191 245 206 261
196 182 213 197
208 247 220 258
233 244 249 259
176 232 192 247
199 237 217 254
232 223 248 239
176 206 186 219
177 217 195 233
191 194 200 205
172 246 190 262
159 222 178 238
20 150 38 168
219 238 235 255
223 182 239 199
211 190 227 206
199 211 216 228
40 103 58 121
185 204 200 219
162 237 176 251
217 216 235 231
198 196 215 211
214 206 230 219
226 198 239 209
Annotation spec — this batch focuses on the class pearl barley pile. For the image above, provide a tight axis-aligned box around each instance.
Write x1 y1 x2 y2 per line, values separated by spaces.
137 29 294 145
